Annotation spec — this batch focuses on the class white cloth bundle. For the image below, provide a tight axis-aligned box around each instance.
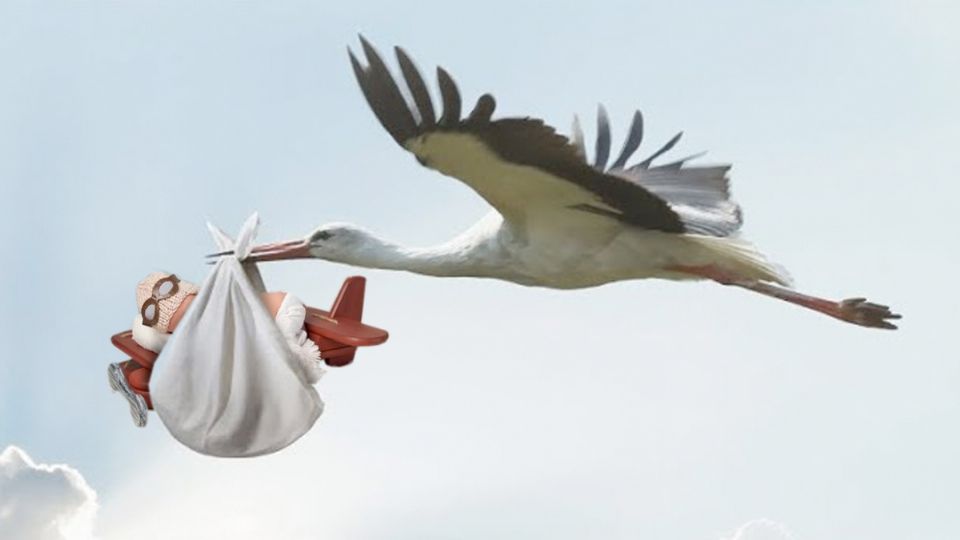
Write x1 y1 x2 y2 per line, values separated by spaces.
132 294 324 383
150 213 324 457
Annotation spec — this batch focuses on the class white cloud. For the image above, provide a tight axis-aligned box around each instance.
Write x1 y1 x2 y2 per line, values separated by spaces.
724 519 797 540
0 446 98 540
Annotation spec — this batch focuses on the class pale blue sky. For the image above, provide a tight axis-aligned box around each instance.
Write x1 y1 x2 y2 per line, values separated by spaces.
0 1 957 538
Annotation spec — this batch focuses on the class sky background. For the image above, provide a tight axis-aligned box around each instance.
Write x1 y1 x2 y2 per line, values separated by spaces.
0 1 957 538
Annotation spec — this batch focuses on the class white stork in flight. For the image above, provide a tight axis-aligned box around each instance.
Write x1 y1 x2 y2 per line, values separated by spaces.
226 36 900 329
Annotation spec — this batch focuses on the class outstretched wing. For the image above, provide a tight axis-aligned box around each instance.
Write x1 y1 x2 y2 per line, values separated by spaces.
349 37 739 237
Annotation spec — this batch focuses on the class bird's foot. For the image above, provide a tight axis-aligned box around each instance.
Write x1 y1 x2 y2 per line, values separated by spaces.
833 298 901 330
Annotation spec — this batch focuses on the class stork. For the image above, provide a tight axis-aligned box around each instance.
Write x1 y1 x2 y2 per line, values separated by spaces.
217 37 900 329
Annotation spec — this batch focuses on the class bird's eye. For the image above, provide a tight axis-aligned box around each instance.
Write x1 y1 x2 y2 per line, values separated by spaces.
314 231 333 241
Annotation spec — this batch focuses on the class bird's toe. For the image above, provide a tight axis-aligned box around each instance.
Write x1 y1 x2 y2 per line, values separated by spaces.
838 297 901 330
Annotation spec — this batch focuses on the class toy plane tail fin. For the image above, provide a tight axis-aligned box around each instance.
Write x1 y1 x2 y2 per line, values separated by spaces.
329 276 365 322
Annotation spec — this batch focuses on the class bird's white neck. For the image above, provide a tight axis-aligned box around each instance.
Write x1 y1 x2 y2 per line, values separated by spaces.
325 232 489 278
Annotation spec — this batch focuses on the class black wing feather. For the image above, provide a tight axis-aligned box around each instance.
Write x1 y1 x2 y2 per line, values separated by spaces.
437 67 461 128
354 38 419 144
395 47 436 128
593 104 611 170
468 93 496 123
610 110 644 169
636 131 683 169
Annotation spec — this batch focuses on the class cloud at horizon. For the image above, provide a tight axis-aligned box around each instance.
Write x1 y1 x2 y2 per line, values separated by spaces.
0 442 797 540
0 446 98 540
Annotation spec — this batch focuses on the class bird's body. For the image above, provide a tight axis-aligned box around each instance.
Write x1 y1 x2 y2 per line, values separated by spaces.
230 37 900 329
397 127 788 289
339 211 778 290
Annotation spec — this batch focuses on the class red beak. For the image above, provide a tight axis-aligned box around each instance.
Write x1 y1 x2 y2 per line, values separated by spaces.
206 239 312 263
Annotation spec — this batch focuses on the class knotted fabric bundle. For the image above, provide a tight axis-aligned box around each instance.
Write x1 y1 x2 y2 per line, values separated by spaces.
150 213 324 457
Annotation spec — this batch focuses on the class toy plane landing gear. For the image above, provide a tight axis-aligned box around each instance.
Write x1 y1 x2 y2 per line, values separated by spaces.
109 276 388 410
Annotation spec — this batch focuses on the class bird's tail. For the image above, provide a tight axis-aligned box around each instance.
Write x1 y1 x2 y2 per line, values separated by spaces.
685 235 793 286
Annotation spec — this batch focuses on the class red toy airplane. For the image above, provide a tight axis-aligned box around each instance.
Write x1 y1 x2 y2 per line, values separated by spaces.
109 276 388 409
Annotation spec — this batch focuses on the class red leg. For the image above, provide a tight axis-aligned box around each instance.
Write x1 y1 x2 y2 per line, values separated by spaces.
667 264 901 330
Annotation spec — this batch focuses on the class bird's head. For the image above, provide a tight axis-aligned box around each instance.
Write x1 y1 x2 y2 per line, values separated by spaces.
301 223 378 262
